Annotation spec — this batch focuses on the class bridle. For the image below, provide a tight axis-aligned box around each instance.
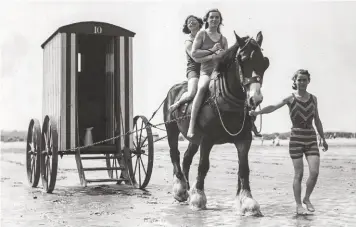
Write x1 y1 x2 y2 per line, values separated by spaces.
214 37 264 136
235 37 264 90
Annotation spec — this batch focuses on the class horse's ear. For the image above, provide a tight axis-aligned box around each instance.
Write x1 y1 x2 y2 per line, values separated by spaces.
256 31 263 47
234 30 244 47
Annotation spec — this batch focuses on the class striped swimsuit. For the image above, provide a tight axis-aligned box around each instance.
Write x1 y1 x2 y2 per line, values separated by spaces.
288 93 319 159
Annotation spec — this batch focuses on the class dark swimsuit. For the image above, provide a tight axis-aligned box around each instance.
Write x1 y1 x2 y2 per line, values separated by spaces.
185 36 200 79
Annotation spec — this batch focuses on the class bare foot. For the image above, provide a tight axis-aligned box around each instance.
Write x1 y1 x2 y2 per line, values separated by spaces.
303 199 315 212
168 102 180 113
296 204 308 215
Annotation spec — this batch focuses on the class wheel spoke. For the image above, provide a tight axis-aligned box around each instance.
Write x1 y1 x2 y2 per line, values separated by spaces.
138 120 144 145
45 156 49 181
140 137 148 147
133 156 138 176
139 157 147 175
138 158 141 186
133 138 138 149
48 156 52 182
30 157 35 182
135 123 139 146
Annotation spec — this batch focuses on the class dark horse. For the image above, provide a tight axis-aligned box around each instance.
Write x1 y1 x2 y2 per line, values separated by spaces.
163 31 270 216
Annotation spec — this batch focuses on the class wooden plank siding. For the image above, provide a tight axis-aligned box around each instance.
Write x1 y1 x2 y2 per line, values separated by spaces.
42 33 66 151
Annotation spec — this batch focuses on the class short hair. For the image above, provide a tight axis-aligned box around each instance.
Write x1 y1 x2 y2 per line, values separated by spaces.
182 15 204 34
292 69 311 90
203 9 223 33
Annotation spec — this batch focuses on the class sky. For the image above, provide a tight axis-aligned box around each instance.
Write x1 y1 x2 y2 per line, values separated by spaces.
1 0 356 134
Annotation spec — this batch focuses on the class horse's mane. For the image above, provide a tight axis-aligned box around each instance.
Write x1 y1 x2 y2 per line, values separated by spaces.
216 36 250 73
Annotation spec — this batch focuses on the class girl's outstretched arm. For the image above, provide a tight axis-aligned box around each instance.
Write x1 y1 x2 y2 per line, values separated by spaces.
250 95 293 116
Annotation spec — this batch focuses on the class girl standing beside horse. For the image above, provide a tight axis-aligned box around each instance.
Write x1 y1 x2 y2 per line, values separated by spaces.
250 69 328 215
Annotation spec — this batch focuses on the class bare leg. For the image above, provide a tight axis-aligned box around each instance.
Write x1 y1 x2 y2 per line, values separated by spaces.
189 138 213 209
187 75 210 138
182 142 199 189
235 139 262 216
292 157 308 215
169 77 198 112
303 155 320 212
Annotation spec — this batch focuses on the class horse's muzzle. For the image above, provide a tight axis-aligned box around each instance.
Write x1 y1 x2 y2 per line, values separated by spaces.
248 97 262 109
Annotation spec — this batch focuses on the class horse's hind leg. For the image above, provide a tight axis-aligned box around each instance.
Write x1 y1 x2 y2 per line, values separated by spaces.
182 142 199 190
165 121 189 202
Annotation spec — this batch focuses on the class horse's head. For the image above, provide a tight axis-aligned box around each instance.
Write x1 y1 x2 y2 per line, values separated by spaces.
232 31 270 109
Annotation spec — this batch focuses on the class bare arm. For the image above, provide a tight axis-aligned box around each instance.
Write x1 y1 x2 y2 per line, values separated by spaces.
191 31 217 58
313 96 325 139
252 95 292 116
313 96 329 151
186 41 215 63
222 36 228 50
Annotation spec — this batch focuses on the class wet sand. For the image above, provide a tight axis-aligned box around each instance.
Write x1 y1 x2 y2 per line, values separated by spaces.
1 140 356 227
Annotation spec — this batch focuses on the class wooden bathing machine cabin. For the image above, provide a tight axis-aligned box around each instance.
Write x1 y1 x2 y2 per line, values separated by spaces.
41 21 135 152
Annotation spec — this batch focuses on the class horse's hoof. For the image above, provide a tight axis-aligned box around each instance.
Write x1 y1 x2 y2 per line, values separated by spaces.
189 184 207 210
239 195 263 217
173 175 189 202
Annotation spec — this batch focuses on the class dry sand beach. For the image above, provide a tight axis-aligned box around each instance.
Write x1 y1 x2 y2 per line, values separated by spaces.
1 139 356 227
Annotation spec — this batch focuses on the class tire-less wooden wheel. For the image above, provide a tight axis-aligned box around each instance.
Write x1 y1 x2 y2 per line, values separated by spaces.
26 119 41 187
128 115 154 189
40 116 58 193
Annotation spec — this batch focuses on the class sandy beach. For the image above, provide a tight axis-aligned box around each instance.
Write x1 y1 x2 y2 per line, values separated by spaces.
1 139 356 227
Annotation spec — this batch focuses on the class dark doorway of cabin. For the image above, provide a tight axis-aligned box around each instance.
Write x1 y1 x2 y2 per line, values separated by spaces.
77 34 115 146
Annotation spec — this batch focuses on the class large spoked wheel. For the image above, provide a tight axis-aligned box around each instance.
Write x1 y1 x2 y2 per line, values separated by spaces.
127 115 154 189
26 119 41 187
40 116 58 193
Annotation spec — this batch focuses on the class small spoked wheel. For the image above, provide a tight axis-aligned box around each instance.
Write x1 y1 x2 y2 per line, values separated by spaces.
128 115 154 189
40 116 58 193
26 119 41 187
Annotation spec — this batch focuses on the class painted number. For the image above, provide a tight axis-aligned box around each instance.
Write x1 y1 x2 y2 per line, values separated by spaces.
94 26 102 34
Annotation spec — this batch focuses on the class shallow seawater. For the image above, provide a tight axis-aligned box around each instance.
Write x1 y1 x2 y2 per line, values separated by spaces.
1 141 356 226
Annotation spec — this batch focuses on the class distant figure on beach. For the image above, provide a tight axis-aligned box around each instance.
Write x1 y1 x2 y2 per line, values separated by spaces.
250 69 329 215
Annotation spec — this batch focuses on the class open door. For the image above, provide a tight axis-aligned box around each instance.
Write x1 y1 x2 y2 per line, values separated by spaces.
77 34 114 146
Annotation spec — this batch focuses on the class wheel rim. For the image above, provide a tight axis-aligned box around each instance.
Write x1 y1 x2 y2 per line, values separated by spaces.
131 115 154 189
26 119 41 187
41 116 58 193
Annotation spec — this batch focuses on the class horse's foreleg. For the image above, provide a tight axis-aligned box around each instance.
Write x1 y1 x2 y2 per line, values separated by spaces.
182 142 199 190
189 138 213 210
234 139 263 217
166 122 189 202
